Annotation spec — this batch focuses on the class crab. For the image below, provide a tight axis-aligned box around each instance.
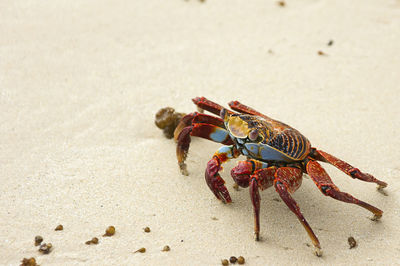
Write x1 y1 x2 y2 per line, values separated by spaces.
169 97 387 256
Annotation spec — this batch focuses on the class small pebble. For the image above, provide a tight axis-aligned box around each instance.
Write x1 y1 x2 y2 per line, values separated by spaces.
327 40 334 46
233 183 239 191
86 237 99 245
134 247 146 253
144 227 151 233
348 236 357 249
103 226 115 236
34 236 43 246
277 1 285 6
221 259 229 266
55 224 63 231
162 245 170 252
20 257 37 266
237 256 245 264
318 50 326 56
230 256 238 263
38 243 52 254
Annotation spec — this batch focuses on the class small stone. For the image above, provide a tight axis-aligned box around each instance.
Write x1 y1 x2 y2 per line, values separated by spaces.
348 236 357 249
55 224 63 231
230 256 238 263
162 245 170 252
221 259 229 266
85 237 99 245
144 227 151 233
134 247 146 253
34 236 43 246
237 256 245 264
277 1 285 6
38 243 52 254
20 257 37 266
103 226 115 236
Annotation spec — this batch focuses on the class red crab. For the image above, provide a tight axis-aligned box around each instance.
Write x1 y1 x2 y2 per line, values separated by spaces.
169 97 387 256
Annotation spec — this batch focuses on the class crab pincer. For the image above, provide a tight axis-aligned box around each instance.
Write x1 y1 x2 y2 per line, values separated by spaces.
205 156 232 203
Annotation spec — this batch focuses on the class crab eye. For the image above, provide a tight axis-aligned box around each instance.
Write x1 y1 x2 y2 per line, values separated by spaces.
248 129 259 141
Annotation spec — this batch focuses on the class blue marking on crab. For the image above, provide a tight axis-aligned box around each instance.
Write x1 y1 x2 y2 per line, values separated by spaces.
244 143 293 162
209 128 230 143
236 138 246 145
214 145 237 160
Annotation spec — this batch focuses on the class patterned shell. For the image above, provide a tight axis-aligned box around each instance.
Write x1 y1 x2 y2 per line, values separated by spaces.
227 114 311 161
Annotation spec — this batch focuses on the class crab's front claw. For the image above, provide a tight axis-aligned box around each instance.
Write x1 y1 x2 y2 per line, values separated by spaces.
205 157 232 203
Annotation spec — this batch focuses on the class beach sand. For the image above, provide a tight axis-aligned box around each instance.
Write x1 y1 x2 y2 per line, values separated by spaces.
1 0 400 265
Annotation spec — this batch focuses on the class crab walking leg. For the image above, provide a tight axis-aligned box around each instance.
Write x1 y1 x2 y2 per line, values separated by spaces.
228 100 289 131
249 177 261 240
176 123 233 175
174 112 226 141
206 146 240 203
229 100 267 117
312 149 388 188
306 160 383 220
228 100 275 122
192 97 236 116
274 168 322 257
248 167 277 240
230 159 276 240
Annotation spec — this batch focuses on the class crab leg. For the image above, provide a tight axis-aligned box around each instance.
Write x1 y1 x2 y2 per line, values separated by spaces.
176 123 233 175
306 160 383 220
230 159 276 240
206 146 240 203
192 97 236 116
174 112 226 141
249 177 261 240
229 100 268 117
228 100 289 131
249 167 277 240
274 167 322 257
312 149 387 188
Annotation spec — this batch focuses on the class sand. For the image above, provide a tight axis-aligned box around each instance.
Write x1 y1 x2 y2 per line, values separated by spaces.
1 0 400 265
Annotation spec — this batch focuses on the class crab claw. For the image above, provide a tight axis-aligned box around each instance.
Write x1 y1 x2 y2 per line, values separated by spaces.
205 157 232 203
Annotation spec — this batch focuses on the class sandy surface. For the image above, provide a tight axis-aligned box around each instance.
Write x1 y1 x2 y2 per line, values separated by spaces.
1 0 400 265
